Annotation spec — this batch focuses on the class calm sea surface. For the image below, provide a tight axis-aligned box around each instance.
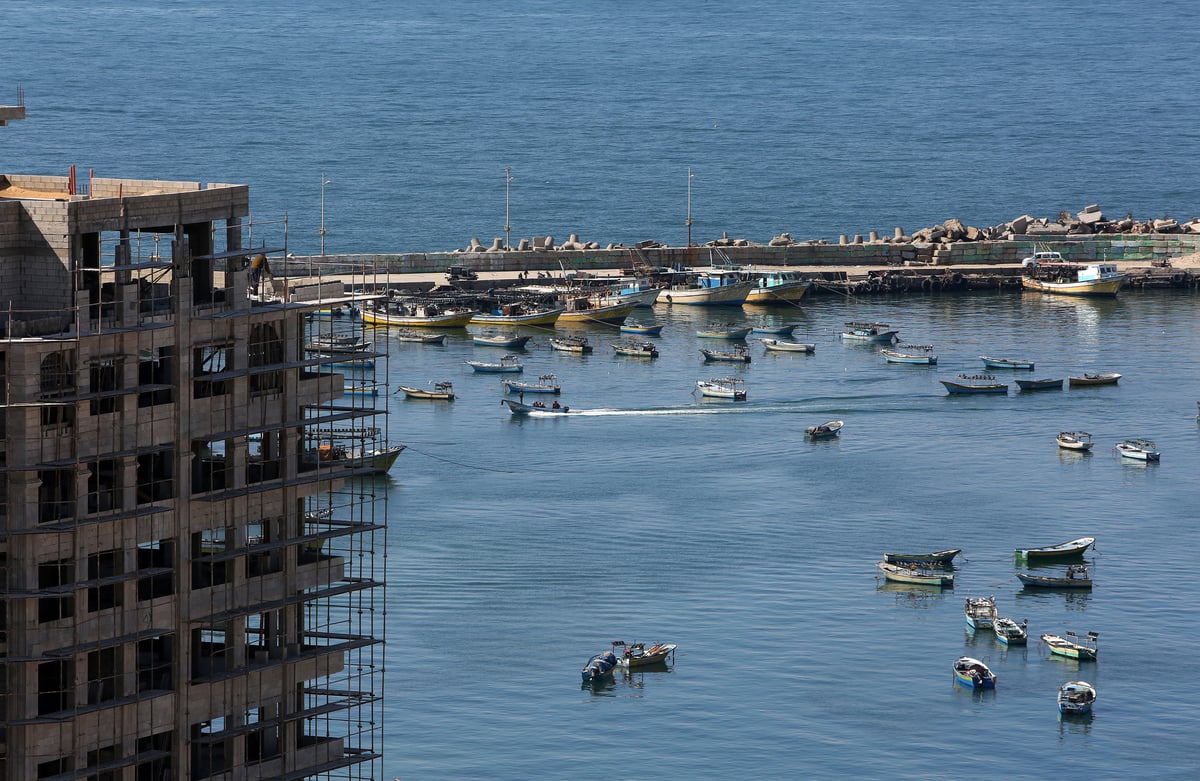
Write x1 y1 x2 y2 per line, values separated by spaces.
5 2 1200 778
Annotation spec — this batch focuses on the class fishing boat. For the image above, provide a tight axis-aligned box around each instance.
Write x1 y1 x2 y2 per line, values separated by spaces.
882 549 961 567
1055 431 1093 451
1016 565 1093 589
1041 631 1098 661
343 383 379 397
1068 372 1121 387
993 617 1029 646
751 324 797 336
307 351 375 369
549 336 593 354
303 438 406 475
465 355 523 373
761 338 816 353
695 377 746 400
1022 262 1126 297
1115 438 1159 461
612 341 659 358
502 374 561 394
394 329 447 344
471 301 565 327
980 355 1035 370
397 381 455 400
309 303 358 318
881 344 937 365
841 321 898 343
503 398 574 415
1058 681 1097 715
361 298 478 327
1014 537 1095 559
655 268 755 306
940 374 1008 394
1016 378 1064 391
620 322 663 336
964 595 998 630
553 293 638 325
696 325 751 340
473 332 532 349
805 420 843 440
613 641 677 668
307 334 370 353
875 561 954 588
700 347 751 363
952 657 996 689
581 649 619 682
742 269 813 305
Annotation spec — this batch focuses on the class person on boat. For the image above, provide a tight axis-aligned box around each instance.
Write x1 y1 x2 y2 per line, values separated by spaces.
552 401 561 409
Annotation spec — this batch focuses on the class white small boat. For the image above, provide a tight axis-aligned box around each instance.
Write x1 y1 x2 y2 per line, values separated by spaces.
502 374 561 394
964 595 997 630
1115 438 1159 462
395 329 447 344
841 321 898 343
881 345 936 365
473 332 532 349
1058 681 1097 715
1056 431 1093 451
1068 372 1121 387
549 336 593 354
398 381 455 400
1015 537 1095 559
696 377 746 400
876 561 954 588
761 338 815 353
1022 262 1126 297
805 420 843 439
1041 631 1098 661
980 355 1034 370
465 355 524 373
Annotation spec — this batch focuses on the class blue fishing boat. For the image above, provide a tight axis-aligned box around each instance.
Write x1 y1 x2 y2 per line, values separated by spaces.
841 321 898 343
980 355 1035 370
952 657 996 689
964 596 997 630
750 324 797 336
696 325 751 340
993 617 1028 646
620 323 664 336
581 650 619 682
1058 681 1097 715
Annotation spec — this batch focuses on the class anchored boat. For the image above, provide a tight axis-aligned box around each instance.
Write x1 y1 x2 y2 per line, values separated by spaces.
1017 565 1093 589
964 596 998 630
940 374 1008 394
1058 681 1097 715
696 377 747 400
1041 631 1098 661
876 561 954 588
952 657 996 689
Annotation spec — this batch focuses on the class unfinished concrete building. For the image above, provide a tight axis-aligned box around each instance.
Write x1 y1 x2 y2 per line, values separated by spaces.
0 171 387 780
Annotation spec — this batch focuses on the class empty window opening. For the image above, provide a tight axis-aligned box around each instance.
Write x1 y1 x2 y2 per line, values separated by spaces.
191 439 231 493
87 548 124 612
37 659 73 715
137 539 175 601
86 646 122 705
37 558 74 623
89 358 123 415
192 527 232 588
38 467 74 522
40 351 76 428
248 322 283 394
136 448 175 503
190 626 231 680
137 346 174 407
87 458 121 514
137 635 174 692
193 343 232 399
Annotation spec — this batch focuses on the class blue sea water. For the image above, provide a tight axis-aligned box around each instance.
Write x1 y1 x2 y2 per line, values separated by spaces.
5 2 1200 778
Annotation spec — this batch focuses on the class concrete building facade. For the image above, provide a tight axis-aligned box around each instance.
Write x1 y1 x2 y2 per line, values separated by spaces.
0 173 387 780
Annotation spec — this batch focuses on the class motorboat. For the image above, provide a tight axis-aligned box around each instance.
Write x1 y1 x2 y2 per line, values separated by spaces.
581 649 619 682
1016 565 1092 589
700 346 751 363
841 321 898 343
1014 537 1095 559
882 549 960 567
761 338 816 353
980 355 1034 370
993 617 1029 646
465 355 523 373
695 377 746 400
549 336 593 354
612 641 677 668
502 375 561 394
1041 631 1098 661
503 398 574 415
612 341 659 358
875 561 953 588
1058 681 1097 715
742 269 813 305
1115 438 1159 461
952 656 996 689
473 332 532 349
655 268 755 306
1055 431 1093 451
620 323 663 336
1022 262 1126 296
805 420 843 440
881 344 937 364
361 298 477 327
940 374 1008 394
1068 372 1121 387
398 381 455 400
964 596 997 630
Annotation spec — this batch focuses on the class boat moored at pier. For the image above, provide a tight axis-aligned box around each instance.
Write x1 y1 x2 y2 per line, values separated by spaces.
655 268 756 306
1022 262 1126 296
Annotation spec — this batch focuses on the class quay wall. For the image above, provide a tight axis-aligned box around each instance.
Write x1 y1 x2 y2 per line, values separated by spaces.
279 234 1200 277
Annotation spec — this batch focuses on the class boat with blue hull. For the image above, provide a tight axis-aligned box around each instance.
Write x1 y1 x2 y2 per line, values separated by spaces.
1058 681 1097 715
620 323 664 336
964 596 997 630
952 657 996 689
1016 378 1064 392
841 321 899 343
940 374 1008 394
980 355 1035 370
581 649 619 682
993 617 1028 646
881 345 937 365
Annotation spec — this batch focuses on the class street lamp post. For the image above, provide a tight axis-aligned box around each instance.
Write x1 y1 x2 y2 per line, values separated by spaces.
504 166 513 249
686 167 694 247
320 173 331 256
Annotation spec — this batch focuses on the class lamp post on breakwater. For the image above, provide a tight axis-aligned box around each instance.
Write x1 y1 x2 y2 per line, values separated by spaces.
504 166 513 249
686 167 694 248
320 172 331 256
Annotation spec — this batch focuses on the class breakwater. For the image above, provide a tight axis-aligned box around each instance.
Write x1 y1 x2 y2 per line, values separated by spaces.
279 233 1200 294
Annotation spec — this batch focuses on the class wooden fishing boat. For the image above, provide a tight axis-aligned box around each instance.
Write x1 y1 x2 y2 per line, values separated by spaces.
1016 378 1064 391
695 377 746 400
940 374 1008 394
952 656 996 689
881 345 937 365
875 561 954 588
473 332 532 349
980 355 1035 370
761 338 816 353
1056 431 1093 451
502 398 574 415
841 321 898 343
700 347 751 363
471 302 565 326
742 270 812 305
361 299 477 327
1016 565 1092 589
549 336 593 354
1022 262 1126 297
343 384 379 397
398 381 455 401
502 374 561 395
465 355 523 373
1058 681 1097 715
696 325 751 340
552 293 638 325
308 352 375 369
1068 372 1121 387
882 549 961 567
612 341 659 358
1014 537 1095 559
394 329 447 344
805 420 843 440
581 649 619 682
1115 438 1159 461
751 324 797 336
613 641 677 668
620 323 663 336
964 595 997 630
1041 631 1098 661
993 617 1029 646
655 268 755 306
307 334 369 352
303 440 406 475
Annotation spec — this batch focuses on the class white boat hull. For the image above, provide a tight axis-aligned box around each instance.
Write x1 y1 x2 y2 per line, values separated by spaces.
656 281 755 306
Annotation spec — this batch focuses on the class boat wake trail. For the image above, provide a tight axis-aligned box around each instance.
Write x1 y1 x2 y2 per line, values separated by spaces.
547 405 816 417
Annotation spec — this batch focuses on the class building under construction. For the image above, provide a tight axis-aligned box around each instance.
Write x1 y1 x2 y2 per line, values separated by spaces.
0 166 388 780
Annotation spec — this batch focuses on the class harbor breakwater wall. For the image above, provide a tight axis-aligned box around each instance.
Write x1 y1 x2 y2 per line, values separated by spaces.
282 234 1200 280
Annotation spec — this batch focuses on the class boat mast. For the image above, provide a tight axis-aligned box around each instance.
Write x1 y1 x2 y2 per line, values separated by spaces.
686 167 693 247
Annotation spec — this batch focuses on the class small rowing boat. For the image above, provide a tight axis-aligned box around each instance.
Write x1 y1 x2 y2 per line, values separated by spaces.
700 347 751 363
940 374 1008 394
696 325 751 340
980 355 1035 370
805 420 843 440
875 561 953 588
473 332 532 349
1058 681 1097 715
1056 431 1093 451
841 321 898 343
502 374 561 395
620 323 663 336
964 595 997 630
883 549 960 567
1068 372 1121 387
465 355 523 373
1041 631 1098 661
994 617 1028 646
1115 438 1159 462
1016 564 1092 589
761 338 816 353
952 657 996 689
1016 377 1064 391
394 330 447 344
398 381 455 400
1014 537 1095 559
549 336 593 354
613 340 659 358
881 344 937 365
